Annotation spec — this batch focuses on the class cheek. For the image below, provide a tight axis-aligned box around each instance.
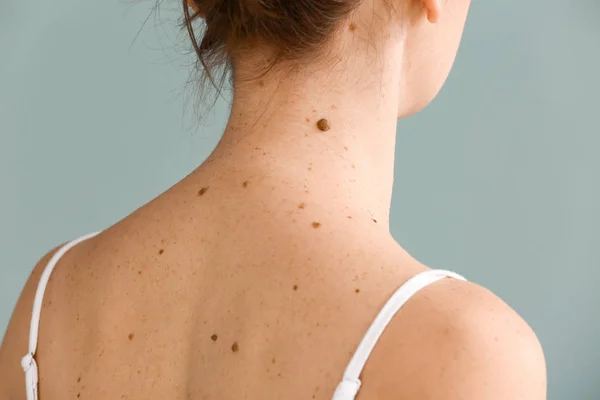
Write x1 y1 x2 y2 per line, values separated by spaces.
398 1 471 117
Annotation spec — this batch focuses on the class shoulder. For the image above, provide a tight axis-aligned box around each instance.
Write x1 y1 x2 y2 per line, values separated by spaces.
361 277 547 399
0 244 64 399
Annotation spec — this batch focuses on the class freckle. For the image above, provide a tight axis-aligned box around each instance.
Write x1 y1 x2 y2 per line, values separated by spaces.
272 358 276 364
344 146 348 151
242 181 249 188
211 334 218 341
48 301 52 306
298 202 305 209
317 119 330 132
76 314 80 322
158 249 164 255
128 333 135 341
293 285 298 291
258 80 265 87
312 108 316 113
263 152 267 156
347 216 352 219
254 146 261 151
312 222 321 229
355 289 360 294
307 167 312 171
278 372 282 377
306 118 310 123
331 105 337 110
138 270 142 275
198 187 209 196
351 164 355 169
349 23 357 31
231 342 239 352
137 370 141 374
77 377 81 383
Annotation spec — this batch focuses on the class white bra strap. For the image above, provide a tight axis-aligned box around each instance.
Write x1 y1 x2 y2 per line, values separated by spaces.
21 232 100 400
332 269 466 400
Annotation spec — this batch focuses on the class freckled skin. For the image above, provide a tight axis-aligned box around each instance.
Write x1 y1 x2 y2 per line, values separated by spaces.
0 4 522 400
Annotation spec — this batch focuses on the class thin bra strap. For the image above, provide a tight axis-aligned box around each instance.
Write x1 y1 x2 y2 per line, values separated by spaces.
332 269 467 400
21 232 100 400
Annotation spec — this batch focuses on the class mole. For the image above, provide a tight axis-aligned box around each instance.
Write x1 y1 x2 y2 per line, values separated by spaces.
211 334 218 342
349 23 357 32
344 146 349 151
355 289 361 294
231 342 239 352
298 202 305 209
198 187 209 196
77 377 81 383
347 216 353 219
317 119 330 132
128 333 135 341
242 181 249 188
158 249 164 255
77 393 80 398
312 222 322 229
372 219 378 224
293 285 298 291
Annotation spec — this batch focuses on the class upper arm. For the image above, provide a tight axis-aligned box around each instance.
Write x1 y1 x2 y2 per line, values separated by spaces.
361 278 547 399
0 246 62 400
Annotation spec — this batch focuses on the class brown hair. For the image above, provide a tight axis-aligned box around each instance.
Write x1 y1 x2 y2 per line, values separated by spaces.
183 0 361 88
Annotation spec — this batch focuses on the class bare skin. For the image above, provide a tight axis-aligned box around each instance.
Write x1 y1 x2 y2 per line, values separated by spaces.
0 0 547 398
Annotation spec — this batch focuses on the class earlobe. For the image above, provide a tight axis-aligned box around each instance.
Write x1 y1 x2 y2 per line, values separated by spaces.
422 0 442 23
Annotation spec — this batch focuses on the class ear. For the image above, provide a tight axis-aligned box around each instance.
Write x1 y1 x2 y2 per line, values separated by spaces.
187 0 204 17
422 0 442 23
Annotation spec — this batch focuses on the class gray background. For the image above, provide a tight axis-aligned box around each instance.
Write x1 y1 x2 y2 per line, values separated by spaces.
1 0 598 398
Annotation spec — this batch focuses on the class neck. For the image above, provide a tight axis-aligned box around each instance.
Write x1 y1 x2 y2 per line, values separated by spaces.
199 32 405 227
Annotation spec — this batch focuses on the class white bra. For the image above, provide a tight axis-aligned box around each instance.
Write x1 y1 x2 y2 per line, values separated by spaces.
20 232 466 400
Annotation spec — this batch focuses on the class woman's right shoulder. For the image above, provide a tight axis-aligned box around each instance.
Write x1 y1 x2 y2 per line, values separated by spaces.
359 277 547 399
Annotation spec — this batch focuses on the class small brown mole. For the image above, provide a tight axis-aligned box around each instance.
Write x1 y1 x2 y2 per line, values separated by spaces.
372 218 378 224
231 342 239 352
347 216 353 219
77 393 80 398
312 222 322 229
317 119 330 132
211 334 218 341
158 249 164 255
293 285 298 291
242 181 249 188
306 118 310 123
128 333 135 341
198 187 209 196
349 23 357 31
77 377 81 383
272 358 276 364
298 202 305 209
355 289 361 294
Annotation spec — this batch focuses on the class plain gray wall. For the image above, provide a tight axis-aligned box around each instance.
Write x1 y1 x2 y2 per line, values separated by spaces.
1 0 598 398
